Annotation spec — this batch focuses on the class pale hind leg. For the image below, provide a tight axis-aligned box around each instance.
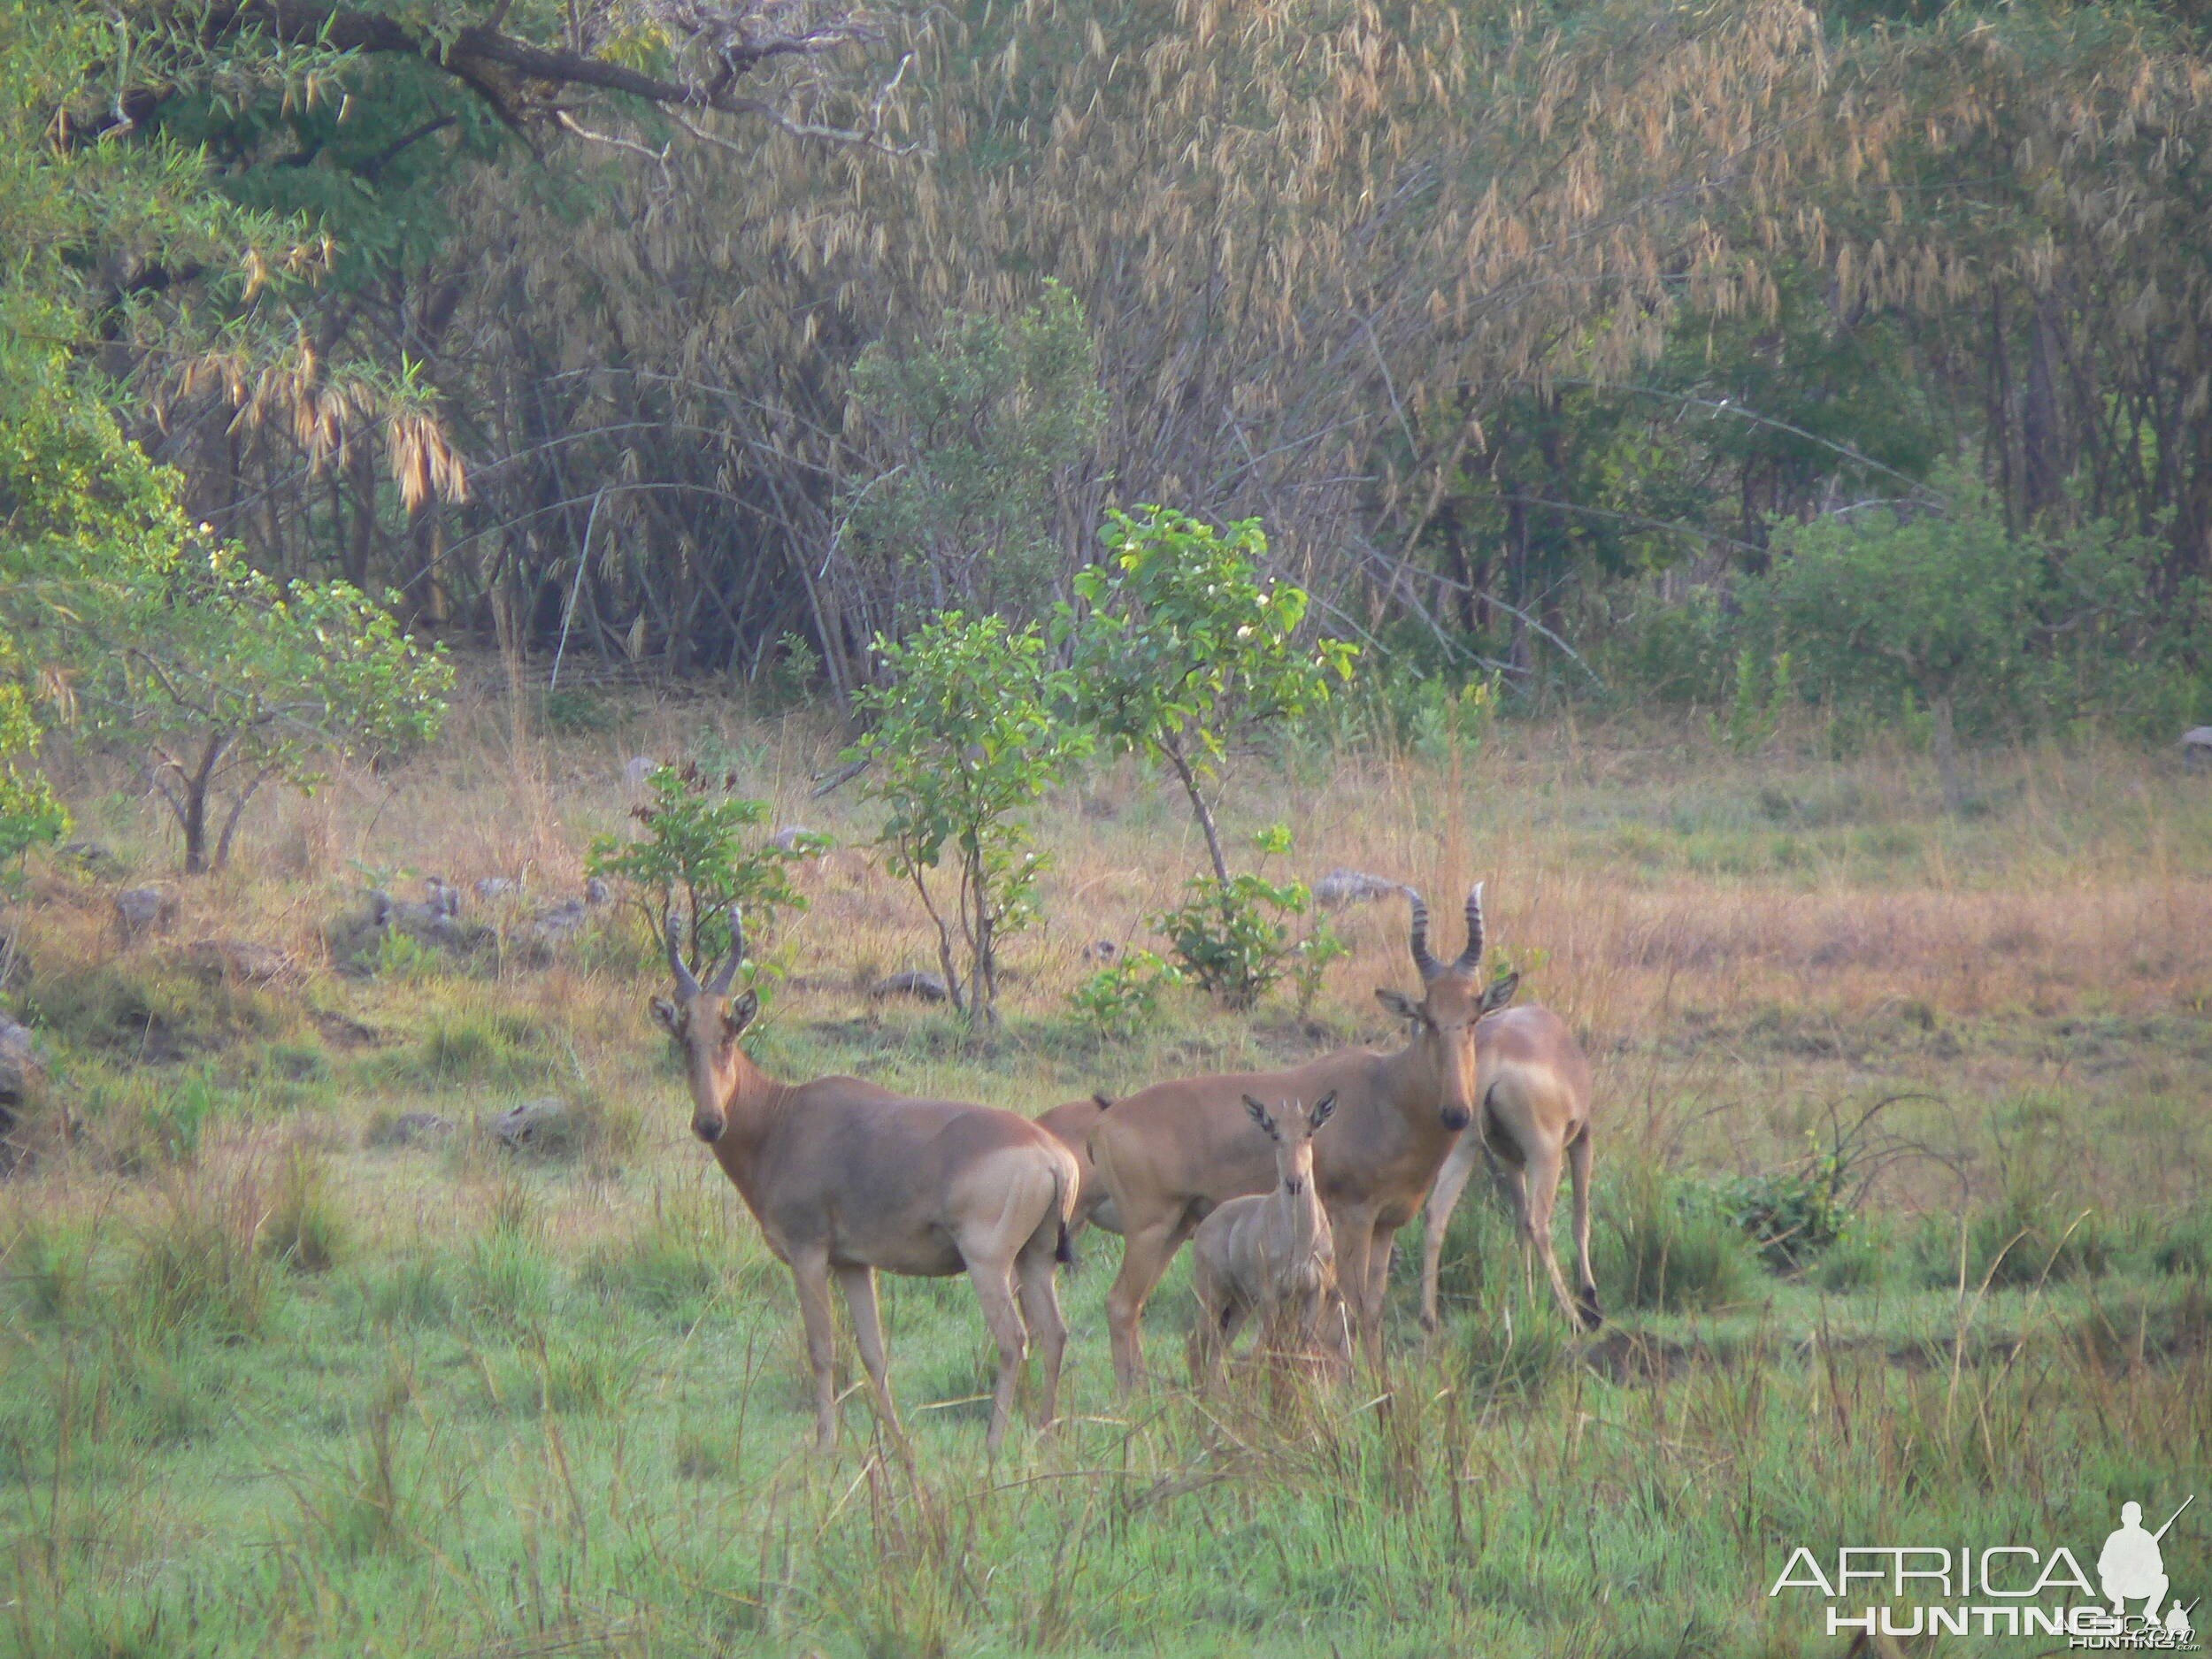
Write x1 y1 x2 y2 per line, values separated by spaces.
835 1264 906 1448
1420 1133 1486 1331
963 1251 1030 1455
1520 1143 1583 1328
1014 1234 1068 1433
1567 1125 1601 1329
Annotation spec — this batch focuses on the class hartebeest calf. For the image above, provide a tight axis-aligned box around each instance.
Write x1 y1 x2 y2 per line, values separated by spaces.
1416 1002 1599 1332
1187 1093 1350 1380
653 908 1079 1453
1090 886 1518 1390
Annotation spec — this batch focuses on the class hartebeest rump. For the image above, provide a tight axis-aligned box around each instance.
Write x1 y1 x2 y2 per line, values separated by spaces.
1187 1092 1351 1380
1034 1092 1120 1240
1417 1003 1600 1332
1089 886 1519 1389
653 908 1079 1453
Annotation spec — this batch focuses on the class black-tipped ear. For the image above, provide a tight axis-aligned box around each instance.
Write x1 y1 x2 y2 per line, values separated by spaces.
1375 987 1425 1025
725 988 761 1036
1242 1094 1277 1136
1093 1091 1114 1110
1479 972 1522 1016
650 996 683 1035
1309 1092 1337 1131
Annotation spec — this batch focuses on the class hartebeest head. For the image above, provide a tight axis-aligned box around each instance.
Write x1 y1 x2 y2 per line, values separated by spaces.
1241 1091 1337 1195
649 903 760 1144
1374 885 1520 1133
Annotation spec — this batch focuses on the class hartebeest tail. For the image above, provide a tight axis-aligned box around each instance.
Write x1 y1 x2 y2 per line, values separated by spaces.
1035 1090 1121 1242
1091 883 1524 1391
655 906 1080 1454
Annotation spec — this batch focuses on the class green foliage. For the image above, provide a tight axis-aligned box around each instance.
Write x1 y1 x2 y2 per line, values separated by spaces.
1598 1164 1762 1313
849 612 1090 1024
1064 508 1357 884
587 761 814 991
0 683 66 877
260 1148 349 1274
1067 948 1184 1038
845 283 1105 620
1709 649 1792 757
1717 1142 1854 1272
1152 826 1342 1010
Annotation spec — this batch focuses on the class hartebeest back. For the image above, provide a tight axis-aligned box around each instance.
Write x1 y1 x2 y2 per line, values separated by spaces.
1187 1092 1350 1379
1088 886 1519 1390
653 907 1079 1453
1417 1005 1600 1332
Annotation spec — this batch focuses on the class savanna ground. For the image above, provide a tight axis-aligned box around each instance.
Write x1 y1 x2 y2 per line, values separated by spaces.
4 678 2209 1658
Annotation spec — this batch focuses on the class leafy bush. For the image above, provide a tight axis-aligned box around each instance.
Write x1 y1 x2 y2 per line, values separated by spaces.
1067 948 1184 1038
1151 826 1344 1010
1716 1148 1854 1271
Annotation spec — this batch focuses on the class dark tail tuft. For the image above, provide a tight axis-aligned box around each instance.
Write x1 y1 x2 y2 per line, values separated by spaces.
1092 1091 1113 1110
1056 1221 1077 1266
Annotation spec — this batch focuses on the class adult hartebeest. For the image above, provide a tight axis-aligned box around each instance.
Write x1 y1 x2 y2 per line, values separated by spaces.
653 908 1079 1454
1089 886 1519 1390
1187 1093 1351 1380
1416 1002 1600 1333
1034 1092 1120 1241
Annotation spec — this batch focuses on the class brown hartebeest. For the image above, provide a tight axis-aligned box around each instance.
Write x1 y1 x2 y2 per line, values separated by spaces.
653 908 1079 1454
1089 886 1519 1390
1187 1093 1350 1380
1416 1003 1600 1333
1034 1092 1119 1241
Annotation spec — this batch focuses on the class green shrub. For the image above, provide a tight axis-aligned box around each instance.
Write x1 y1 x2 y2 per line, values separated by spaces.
1153 826 1343 1010
1067 948 1184 1038
1599 1164 1761 1313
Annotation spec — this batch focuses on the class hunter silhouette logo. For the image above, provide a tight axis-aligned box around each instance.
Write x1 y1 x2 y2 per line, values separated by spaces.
1770 1495 2198 1647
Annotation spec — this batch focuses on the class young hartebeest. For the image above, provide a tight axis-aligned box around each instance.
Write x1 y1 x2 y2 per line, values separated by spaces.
1034 1092 1120 1241
653 908 1079 1454
1089 886 1520 1390
1187 1093 1350 1380
1416 1003 1600 1333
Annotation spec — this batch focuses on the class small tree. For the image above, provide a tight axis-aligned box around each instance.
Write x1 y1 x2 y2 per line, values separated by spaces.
86 557 451 872
0 682 67 881
588 762 817 988
1064 507 1356 885
847 613 1090 1025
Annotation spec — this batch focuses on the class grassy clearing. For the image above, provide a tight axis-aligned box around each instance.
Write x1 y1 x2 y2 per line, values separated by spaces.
3 688 2209 1655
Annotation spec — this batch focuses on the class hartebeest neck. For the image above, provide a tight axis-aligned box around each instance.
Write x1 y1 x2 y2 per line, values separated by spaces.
1379 1033 1468 1139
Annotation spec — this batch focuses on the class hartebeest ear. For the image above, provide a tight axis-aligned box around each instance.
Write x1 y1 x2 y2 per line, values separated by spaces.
725 989 761 1037
1242 1094 1278 1137
1478 972 1522 1016
1375 987 1426 1025
650 996 684 1036
1308 1092 1337 1132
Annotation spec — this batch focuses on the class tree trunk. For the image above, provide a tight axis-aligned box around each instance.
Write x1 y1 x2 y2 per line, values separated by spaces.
1162 741 1230 886
1930 692 1967 815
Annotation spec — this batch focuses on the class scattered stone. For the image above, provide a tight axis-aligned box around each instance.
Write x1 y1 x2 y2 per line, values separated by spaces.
183 938 292 986
490 1096 577 1157
332 889 495 972
112 886 174 940
422 877 461 917
2183 726 2212 765
474 876 521 902
0 1014 43 1103
61 841 125 878
1313 868 1402 907
870 971 951 1003
369 1110 454 1149
584 876 612 906
1081 939 1121 964
771 826 823 856
624 756 657 790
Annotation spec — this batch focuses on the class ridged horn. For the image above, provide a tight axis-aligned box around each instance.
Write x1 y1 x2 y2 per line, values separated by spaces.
1455 882 1486 973
665 911 703 999
1403 887 1445 982
707 903 745 995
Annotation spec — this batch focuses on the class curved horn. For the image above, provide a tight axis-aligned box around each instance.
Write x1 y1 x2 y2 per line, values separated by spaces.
665 912 703 999
1403 887 1445 982
707 903 746 995
1455 882 1486 973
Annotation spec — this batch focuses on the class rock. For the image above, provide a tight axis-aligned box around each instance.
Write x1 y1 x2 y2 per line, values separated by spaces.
372 1110 454 1148
62 841 124 877
2183 726 2212 764
422 878 461 917
523 897 589 942
771 826 823 856
624 756 657 790
1313 868 1402 907
338 889 494 970
1080 939 1121 964
183 939 292 986
474 876 521 902
870 971 951 1003
584 876 612 907
0 1014 43 1102
113 886 174 940
490 1096 577 1156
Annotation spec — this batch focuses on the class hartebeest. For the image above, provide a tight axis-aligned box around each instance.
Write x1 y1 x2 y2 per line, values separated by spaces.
653 908 1080 1453
1187 1093 1350 1380
1034 1092 1119 1240
1417 999 1599 1332
1089 886 1519 1390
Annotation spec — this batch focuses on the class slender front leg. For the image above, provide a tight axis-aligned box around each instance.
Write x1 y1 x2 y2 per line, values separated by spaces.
1362 1225 1398 1365
790 1253 841 1452
1106 1217 1187 1394
1328 1206 1376 1361
1014 1241 1069 1433
1522 1144 1583 1328
836 1264 906 1447
1420 1133 1484 1332
964 1253 1029 1455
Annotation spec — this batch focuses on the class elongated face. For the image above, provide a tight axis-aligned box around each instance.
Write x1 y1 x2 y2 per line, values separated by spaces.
651 987 759 1143
1373 886 1520 1132
1243 1092 1337 1194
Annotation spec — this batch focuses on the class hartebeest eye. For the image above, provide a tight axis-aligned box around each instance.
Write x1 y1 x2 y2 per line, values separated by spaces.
650 995 685 1037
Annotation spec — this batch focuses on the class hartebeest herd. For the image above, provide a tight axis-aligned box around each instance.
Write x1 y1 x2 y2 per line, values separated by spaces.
655 884 1595 1453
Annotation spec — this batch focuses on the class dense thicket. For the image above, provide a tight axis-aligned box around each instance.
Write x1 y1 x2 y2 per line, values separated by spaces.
15 0 2212 732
